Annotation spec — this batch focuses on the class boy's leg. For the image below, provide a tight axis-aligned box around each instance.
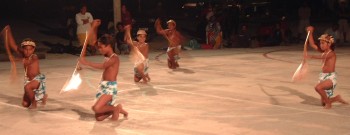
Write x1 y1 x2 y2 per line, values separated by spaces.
112 104 128 120
167 51 176 69
167 52 172 69
145 74 151 82
95 112 113 121
136 64 148 83
315 80 334 109
134 75 142 82
24 80 40 109
92 94 118 121
22 92 30 107
174 49 180 68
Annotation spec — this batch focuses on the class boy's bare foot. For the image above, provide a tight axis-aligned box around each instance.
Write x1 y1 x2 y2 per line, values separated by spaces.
332 95 349 104
28 101 37 109
146 76 151 82
323 103 332 109
22 101 30 108
141 77 148 84
41 94 48 105
118 104 128 118
111 105 121 120
141 81 148 84
175 62 179 67
167 60 172 68
321 99 326 106
122 111 128 118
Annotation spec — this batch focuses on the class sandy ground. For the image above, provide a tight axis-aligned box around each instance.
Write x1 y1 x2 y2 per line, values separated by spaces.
1 45 350 135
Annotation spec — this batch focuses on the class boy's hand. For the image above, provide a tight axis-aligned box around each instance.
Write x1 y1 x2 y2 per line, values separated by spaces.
78 57 87 65
91 19 101 27
124 25 131 31
4 25 10 31
304 53 311 59
306 26 314 32
155 18 161 25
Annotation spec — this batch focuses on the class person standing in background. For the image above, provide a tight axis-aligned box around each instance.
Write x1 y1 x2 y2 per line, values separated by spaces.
297 1 311 41
336 0 350 43
121 5 133 26
76 4 94 54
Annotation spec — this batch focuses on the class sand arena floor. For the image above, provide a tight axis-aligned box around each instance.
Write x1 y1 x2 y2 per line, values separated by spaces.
1 46 350 135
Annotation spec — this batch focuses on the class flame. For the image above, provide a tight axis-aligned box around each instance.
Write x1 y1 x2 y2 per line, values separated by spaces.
61 72 82 92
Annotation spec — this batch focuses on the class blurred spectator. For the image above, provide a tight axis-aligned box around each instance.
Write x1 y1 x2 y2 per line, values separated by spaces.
336 0 349 43
257 23 273 46
115 22 129 54
121 5 133 26
196 3 212 43
237 25 251 48
325 23 341 44
257 23 282 46
205 5 214 21
222 2 240 40
206 16 222 49
280 16 293 44
75 4 94 54
297 1 311 41
62 4 76 46
268 23 283 46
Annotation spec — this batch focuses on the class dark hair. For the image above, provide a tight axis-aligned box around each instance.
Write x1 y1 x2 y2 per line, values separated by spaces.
98 34 115 52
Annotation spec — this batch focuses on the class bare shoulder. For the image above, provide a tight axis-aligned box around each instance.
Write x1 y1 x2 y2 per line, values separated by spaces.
325 51 336 59
111 55 120 63
31 54 40 61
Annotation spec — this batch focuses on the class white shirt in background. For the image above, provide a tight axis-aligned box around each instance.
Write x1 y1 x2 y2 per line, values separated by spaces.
75 12 93 34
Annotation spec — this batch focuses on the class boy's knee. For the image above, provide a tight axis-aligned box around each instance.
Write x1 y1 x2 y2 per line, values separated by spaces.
134 77 141 82
24 85 31 92
95 116 104 121
91 105 99 113
315 85 322 92
22 101 29 107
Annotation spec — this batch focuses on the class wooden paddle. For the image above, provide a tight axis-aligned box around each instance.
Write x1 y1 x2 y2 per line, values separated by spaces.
292 31 310 82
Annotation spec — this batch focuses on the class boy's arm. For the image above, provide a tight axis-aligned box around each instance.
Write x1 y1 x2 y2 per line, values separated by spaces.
306 26 320 51
79 56 117 69
3 25 23 54
155 18 166 35
124 25 134 46
307 54 323 59
87 19 101 46
308 52 334 60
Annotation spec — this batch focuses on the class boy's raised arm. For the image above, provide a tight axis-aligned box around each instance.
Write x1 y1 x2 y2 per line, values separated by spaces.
87 19 101 46
124 25 133 46
155 18 165 35
306 26 319 51
3 25 21 54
